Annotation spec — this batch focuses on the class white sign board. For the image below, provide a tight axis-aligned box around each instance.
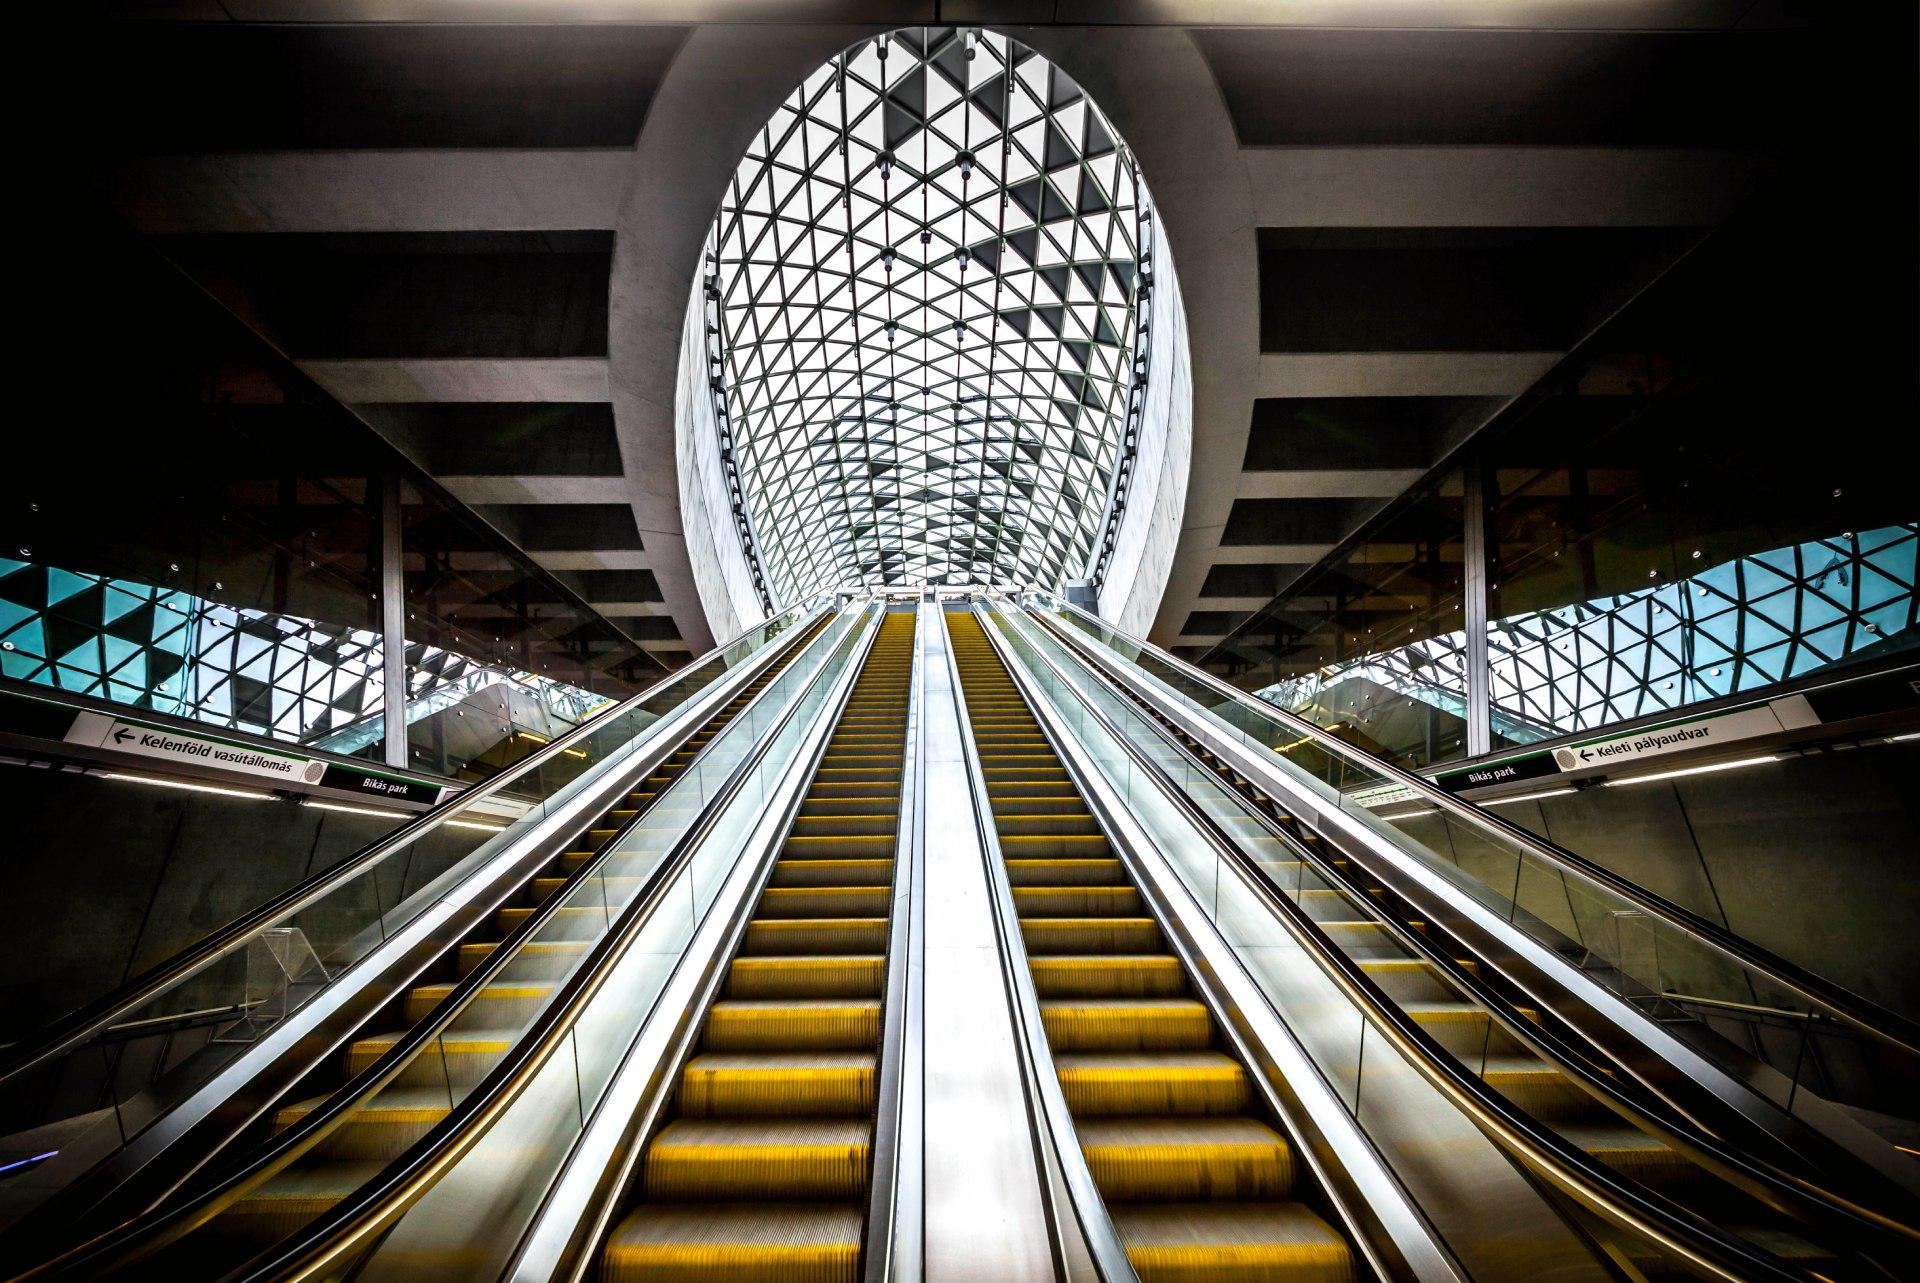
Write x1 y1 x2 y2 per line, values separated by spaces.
1550 704 1790 773
67 712 325 786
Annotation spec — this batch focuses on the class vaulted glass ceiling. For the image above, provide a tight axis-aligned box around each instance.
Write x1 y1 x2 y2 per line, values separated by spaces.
701 27 1147 606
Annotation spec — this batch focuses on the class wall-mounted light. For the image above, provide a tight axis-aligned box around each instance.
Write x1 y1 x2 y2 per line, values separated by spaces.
304 799 408 820
1484 786 1575 806
1605 755 1780 788
101 772 273 801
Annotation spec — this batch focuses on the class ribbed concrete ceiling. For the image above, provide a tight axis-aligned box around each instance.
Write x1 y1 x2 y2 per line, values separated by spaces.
92 1 1868 675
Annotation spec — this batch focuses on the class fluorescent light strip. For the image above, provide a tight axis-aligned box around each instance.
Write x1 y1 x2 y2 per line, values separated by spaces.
447 818 507 834
1484 787 1576 806
1886 731 1920 744
101 772 273 801
304 799 408 820
1604 755 1780 788
1375 807 1437 821
0 1150 56 1176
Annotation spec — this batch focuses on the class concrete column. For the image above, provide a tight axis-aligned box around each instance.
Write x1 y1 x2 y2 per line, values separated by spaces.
380 471 408 770
1462 463 1492 758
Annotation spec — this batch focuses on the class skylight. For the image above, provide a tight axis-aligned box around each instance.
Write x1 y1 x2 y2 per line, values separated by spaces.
699 27 1151 607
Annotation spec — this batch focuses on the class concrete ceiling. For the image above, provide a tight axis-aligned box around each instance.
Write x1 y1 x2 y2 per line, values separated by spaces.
96 1 1853 673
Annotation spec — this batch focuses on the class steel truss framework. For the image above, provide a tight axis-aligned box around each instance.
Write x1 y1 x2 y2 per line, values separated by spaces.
703 27 1149 608
1261 524 1920 746
0 557 598 751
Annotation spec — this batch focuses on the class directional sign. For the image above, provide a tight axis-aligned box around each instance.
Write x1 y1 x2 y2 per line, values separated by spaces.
1548 704 1795 773
65 711 439 804
67 712 324 785
1434 752 1561 794
317 763 442 807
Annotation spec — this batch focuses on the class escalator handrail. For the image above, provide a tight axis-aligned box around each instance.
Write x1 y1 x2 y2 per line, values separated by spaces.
22 605 857 1280
984 602 1841 1283
938 611 1141 1283
862 610 926 1283
1026 605 1920 1254
1035 593 1920 1062
211 603 880 1283
0 598 826 1089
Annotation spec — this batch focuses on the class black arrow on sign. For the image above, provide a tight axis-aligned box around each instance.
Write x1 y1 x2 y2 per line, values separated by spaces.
1579 748 1592 762
113 728 135 746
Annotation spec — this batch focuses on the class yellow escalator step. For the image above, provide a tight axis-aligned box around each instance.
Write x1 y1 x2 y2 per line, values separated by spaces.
1020 916 1163 954
769 858 894 888
1040 998 1213 1052
704 998 882 1051
1013 885 1143 916
679 1052 877 1116
741 916 889 955
643 1118 871 1198
604 1203 862 1283
1079 1117 1295 1201
758 886 892 919
726 955 886 999
1030 954 1187 997
1111 1203 1354 1283
1056 1053 1252 1117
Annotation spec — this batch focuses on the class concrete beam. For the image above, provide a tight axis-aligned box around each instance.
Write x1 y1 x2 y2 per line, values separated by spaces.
532 550 651 572
126 2 1773 31
1192 595 1273 611
300 358 611 403
110 150 628 234
1236 469 1426 499
1257 351 1561 399
1209 544 1339 565
1246 147 1764 228
440 475 630 505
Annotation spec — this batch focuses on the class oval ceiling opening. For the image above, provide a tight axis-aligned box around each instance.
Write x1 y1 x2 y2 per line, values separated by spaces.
695 26 1162 608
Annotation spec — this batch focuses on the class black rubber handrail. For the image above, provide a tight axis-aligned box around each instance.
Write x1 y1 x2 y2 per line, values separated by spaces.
0 600 823 1089
1038 594 1920 1062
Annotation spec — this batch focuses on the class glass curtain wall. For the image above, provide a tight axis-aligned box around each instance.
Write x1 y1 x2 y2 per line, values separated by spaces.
0 229 660 782
1209 181 1920 770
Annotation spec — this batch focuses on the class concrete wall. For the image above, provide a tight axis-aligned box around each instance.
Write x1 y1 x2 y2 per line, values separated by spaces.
676 283 767 641
0 769 484 1032
1397 740 1920 1021
1098 204 1193 640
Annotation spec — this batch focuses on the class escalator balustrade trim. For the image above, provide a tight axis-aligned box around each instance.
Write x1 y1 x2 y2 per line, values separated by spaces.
601 609 916 1283
948 610 1356 1283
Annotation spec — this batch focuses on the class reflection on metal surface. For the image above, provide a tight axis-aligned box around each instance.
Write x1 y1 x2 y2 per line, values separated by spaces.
921 604 1056 1282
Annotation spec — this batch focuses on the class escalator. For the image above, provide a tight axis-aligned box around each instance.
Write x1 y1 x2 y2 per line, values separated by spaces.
1007 599 1920 1279
946 611 1358 1283
139 615 833 1269
1115 683 1864 1276
598 608 914 1282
